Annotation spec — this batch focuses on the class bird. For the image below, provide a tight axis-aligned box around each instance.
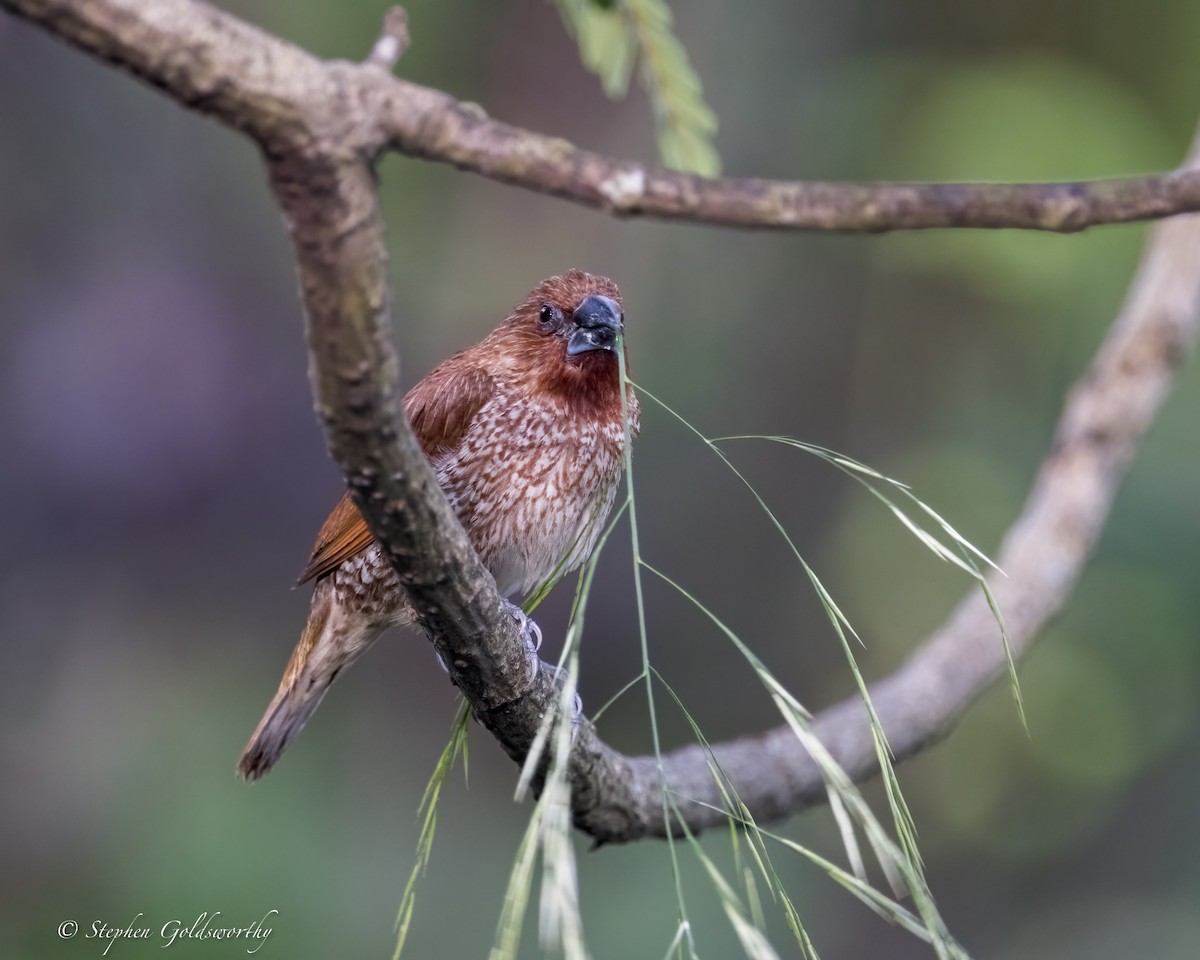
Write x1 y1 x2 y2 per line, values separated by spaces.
237 269 639 780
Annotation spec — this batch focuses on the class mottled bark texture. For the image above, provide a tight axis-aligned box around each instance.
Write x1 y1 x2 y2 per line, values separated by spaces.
6 0 1200 843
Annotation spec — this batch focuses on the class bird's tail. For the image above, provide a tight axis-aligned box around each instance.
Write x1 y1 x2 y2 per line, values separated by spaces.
237 581 383 781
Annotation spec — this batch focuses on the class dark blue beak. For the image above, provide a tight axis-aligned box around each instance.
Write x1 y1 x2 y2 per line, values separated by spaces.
566 295 623 356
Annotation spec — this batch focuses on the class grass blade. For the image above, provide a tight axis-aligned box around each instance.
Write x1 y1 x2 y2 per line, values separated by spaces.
393 701 471 960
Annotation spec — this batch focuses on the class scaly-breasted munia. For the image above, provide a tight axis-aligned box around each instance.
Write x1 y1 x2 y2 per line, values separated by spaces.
238 270 639 780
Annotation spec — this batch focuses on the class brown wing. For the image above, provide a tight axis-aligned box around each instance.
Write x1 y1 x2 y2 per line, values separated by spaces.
296 491 374 585
296 362 496 584
404 361 496 459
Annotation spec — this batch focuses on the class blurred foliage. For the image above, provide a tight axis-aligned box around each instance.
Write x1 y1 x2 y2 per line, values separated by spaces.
881 54 1175 313
2 0 1200 958
555 0 721 174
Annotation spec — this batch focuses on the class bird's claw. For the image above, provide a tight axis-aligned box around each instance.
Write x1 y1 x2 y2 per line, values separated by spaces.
550 665 585 743
434 649 450 675
569 689 583 743
503 599 543 684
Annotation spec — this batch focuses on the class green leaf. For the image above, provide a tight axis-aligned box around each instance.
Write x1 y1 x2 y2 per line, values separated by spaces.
554 0 636 97
553 0 721 175
624 0 720 175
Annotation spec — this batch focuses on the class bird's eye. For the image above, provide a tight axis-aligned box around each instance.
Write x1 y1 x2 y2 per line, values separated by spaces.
538 303 562 330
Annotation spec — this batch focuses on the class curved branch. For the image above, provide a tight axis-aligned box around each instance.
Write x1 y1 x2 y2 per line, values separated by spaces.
644 170 1200 833
6 0 1200 234
7 0 1200 845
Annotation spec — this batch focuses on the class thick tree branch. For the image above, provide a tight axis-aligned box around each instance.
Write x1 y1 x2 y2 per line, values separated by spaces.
7 0 1200 844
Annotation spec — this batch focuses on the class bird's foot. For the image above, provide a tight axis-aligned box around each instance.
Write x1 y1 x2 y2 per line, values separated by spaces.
501 602 583 739
503 599 543 683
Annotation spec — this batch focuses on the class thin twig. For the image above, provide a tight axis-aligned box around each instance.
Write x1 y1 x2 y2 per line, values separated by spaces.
365 7 409 71
4 0 1200 233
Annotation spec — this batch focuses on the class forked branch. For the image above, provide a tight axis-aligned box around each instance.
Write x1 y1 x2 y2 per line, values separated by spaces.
6 0 1200 842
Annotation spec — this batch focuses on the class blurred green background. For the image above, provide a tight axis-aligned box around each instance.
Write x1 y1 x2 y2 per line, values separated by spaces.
2 1 1199 957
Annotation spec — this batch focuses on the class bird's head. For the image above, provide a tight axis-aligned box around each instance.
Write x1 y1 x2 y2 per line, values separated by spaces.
495 270 628 399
